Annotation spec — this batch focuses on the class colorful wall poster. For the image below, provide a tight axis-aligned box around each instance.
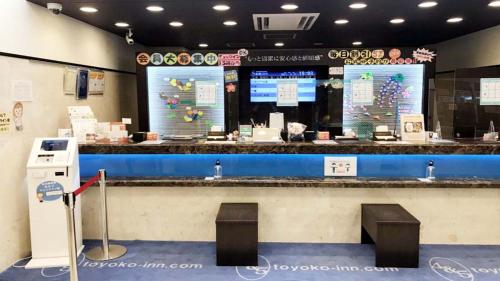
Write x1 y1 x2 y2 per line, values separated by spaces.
88 71 105 94
480 78 500 106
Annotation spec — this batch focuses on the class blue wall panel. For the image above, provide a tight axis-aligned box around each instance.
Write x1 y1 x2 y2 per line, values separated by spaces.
79 154 500 179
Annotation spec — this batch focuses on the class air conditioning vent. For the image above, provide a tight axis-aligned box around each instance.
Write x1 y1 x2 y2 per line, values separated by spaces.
263 33 297 40
226 42 256 48
253 13 320 31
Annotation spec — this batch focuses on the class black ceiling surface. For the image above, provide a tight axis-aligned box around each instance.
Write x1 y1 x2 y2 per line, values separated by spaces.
28 0 500 49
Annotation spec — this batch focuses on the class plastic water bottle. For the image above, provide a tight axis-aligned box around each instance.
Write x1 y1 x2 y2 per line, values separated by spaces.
214 160 222 179
426 160 435 180
435 121 442 140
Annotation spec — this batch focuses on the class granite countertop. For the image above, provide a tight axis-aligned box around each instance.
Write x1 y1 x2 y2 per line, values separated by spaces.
84 177 500 188
79 141 500 155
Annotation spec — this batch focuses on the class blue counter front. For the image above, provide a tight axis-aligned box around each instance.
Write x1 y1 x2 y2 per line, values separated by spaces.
79 154 500 179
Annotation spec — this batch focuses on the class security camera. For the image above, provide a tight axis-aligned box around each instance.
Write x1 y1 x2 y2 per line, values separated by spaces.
47 3 63 15
125 29 134 45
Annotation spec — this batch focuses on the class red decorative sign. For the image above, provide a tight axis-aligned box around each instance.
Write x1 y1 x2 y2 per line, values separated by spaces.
218 54 241 66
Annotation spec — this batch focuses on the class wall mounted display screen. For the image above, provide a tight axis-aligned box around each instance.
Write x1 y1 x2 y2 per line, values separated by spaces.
343 64 424 139
147 66 225 137
250 70 316 102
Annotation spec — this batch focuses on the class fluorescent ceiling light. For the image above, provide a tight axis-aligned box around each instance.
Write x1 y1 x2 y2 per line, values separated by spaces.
213 4 230 11
115 22 129 27
275 42 285 47
223 20 237 26
418 1 438 8
489 1 500 7
199 43 208 48
447 17 463 23
335 19 349 24
80 6 98 13
170 21 184 27
349 3 367 9
352 41 362 46
390 18 405 24
146 6 164 12
281 4 299 10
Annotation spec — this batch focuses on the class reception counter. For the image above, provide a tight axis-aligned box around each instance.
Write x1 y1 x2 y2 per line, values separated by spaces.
79 141 500 155
78 141 500 246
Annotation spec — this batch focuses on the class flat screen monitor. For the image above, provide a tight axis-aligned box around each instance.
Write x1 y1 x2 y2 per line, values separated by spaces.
250 70 316 102
41 140 68 151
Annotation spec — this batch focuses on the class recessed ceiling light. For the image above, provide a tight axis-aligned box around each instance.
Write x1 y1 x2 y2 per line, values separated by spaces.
281 4 299 10
115 22 129 28
146 5 164 12
489 1 500 7
223 20 237 26
213 4 230 11
418 1 438 8
390 18 405 24
199 43 208 48
349 2 367 9
352 41 363 46
275 42 285 47
335 19 349 24
80 6 98 13
447 17 463 23
169 21 184 27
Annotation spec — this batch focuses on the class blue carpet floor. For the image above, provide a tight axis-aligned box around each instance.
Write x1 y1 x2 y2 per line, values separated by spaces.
1 240 500 281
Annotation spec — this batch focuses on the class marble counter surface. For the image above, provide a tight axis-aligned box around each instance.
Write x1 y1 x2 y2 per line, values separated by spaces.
86 177 500 188
79 141 500 155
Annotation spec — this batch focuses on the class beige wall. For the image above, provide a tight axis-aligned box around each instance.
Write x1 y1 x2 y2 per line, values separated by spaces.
0 0 140 72
0 58 137 271
433 25 500 72
82 186 500 245
0 0 140 271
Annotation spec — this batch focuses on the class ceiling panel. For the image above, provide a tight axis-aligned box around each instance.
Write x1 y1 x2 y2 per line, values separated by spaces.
27 0 500 49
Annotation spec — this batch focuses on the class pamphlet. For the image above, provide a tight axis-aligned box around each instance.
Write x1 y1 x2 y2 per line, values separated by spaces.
276 80 298 107
400 114 426 143
480 78 500 105
195 81 217 106
351 79 373 105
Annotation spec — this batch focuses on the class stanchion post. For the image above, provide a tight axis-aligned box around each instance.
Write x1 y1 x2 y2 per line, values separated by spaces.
63 192 79 281
99 169 110 260
86 170 127 261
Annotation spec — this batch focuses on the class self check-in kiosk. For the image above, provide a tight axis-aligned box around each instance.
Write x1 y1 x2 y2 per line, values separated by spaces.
26 137 83 268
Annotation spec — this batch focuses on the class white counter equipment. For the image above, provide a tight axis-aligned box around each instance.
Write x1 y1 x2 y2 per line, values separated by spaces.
26 137 83 268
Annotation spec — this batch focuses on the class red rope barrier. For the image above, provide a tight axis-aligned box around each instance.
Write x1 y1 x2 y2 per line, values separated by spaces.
74 173 100 197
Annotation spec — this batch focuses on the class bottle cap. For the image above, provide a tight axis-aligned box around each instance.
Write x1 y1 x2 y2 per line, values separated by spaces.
429 160 434 166
216 160 220 165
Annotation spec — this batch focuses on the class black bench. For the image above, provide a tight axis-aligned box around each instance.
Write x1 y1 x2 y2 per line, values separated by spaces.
361 204 421 268
216 203 258 266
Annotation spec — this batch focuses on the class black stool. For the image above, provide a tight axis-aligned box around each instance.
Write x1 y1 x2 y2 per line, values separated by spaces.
216 203 258 266
361 204 421 268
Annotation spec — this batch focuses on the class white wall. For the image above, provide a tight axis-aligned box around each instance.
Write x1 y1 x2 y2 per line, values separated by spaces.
433 25 500 72
0 0 140 72
0 0 139 272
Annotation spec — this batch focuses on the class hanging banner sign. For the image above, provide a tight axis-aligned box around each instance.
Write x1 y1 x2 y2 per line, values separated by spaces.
412 48 436 63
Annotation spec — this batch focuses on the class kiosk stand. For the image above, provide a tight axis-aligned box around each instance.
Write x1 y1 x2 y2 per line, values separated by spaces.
26 138 83 268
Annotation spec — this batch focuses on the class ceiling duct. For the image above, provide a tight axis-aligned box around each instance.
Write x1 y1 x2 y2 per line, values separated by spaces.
226 42 256 48
263 33 297 40
253 13 320 31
